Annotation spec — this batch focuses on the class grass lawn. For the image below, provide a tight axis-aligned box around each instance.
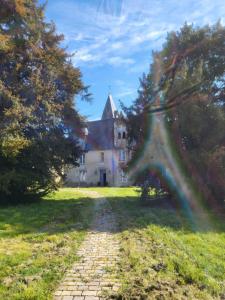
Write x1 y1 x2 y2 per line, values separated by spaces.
92 187 225 300
1 187 224 300
0 188 94 300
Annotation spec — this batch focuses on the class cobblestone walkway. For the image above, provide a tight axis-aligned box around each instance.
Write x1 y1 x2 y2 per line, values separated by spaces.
54 191 120 300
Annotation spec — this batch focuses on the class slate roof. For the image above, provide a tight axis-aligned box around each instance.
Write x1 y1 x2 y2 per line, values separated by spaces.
85 119 114 151
101 94 117 120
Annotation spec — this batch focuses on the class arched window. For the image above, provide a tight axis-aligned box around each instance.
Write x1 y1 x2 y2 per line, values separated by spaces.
122 131 126 139
118 132 121 139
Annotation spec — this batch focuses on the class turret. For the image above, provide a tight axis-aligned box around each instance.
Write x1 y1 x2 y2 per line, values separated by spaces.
101 94 117 120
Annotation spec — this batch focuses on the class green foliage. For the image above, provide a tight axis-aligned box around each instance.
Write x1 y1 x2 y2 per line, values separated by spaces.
121 71 154 150
124 22 225 208
162 22 225 208
168 97 225 207
0 0 89 203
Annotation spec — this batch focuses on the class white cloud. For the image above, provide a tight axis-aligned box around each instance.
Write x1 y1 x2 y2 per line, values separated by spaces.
113 79 137 100
111 41 124 50
108 56 134 66
72 49 100 64
47 0 225 70
116 88 136 98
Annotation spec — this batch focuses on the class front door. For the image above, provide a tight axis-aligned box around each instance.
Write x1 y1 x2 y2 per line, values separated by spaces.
100 169 107 186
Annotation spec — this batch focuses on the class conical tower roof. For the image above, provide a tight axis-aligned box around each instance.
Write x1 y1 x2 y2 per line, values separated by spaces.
101 94 117 120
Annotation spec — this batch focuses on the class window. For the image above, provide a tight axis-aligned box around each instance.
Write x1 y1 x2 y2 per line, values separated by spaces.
118 132 121 139
120 170 128 183
80 154 85 165
119 150 126 161
128 150 132 160
79 170 86 182
122 131 126 139
100 152 104 162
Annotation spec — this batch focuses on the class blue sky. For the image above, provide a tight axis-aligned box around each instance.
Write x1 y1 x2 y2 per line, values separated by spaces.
40 0 225 120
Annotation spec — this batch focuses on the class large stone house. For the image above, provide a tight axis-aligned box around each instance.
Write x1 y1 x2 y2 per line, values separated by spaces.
66 94 131 186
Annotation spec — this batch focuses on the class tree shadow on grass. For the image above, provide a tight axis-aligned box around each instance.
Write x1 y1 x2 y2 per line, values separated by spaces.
0 197 94 238
106 195 225 234
0 195 224 238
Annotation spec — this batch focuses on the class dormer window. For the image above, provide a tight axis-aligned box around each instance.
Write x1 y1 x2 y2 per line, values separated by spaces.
122 132 126 139
118 132 121 139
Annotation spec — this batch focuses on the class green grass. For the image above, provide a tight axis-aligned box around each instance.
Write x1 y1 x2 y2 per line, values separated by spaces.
91 187 225 300
1 187 224 300
0 188 94 300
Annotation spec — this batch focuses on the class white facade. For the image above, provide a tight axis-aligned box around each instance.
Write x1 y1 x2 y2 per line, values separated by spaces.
65 94 131 187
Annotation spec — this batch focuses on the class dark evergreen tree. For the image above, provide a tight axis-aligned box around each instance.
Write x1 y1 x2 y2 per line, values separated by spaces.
124 22 225 207
121 70 155 151
0 0 89 203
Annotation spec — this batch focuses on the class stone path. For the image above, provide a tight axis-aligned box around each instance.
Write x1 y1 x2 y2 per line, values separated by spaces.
54 191 120 300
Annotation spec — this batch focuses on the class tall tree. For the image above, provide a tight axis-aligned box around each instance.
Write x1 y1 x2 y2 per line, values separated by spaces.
125 22 225 208
0 0 89 203
162 22 225 208
121 69 155 152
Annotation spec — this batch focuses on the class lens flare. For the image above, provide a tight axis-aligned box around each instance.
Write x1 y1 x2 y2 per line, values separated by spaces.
128 55 212 230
